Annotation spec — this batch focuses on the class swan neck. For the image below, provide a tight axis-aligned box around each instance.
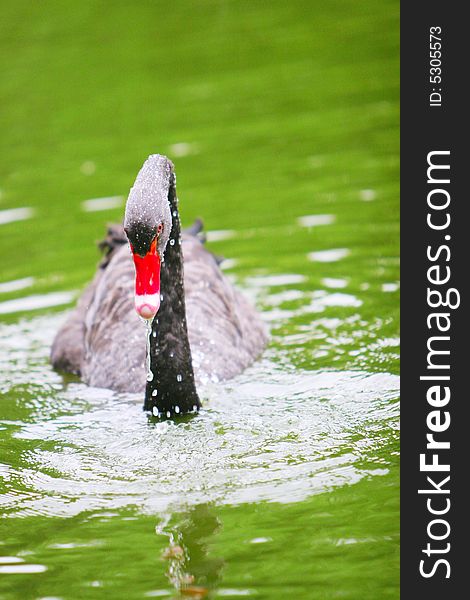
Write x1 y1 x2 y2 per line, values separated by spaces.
144 178 200 416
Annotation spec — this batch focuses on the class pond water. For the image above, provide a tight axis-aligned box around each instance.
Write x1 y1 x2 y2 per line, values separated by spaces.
0 1 399 598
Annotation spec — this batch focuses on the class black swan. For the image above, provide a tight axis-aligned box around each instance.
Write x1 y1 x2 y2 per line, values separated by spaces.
51 154 267 416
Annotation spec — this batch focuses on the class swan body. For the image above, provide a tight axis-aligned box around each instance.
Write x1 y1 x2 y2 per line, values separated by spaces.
51 155 267 414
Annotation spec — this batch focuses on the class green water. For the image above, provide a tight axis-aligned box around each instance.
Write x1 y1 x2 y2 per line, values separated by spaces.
0 1 399 598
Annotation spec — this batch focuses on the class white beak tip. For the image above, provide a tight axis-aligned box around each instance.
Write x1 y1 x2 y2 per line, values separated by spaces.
135 294 160 320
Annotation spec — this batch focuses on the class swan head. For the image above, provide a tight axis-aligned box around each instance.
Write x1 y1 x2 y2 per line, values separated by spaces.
124 155 174 320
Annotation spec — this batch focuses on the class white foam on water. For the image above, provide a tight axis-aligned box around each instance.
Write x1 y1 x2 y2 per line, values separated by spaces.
0 311 399 518
359 189 376 201
0 207 35 225
297 214 335 227
0 564 47 574
168 142 200 158
81 196 124 212
382 282 400 292
308 249 350 263
0 277 35 294
0 291 75 315
321 278 348 289
246 273 306 287
0 557 24 564
206 230 236 242
306 292 362 309
220 259 238 270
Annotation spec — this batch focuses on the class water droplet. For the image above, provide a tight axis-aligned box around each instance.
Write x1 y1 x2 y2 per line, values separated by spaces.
152 389 158 397
152 331 157 337
160 294 164 301
170 352 174 358
176 374 182 382
145 321 152 381
152 406 159 416
175 406 180 414
166 411 171 418
169 239 175 246
173 210 177 217
192 405 198 412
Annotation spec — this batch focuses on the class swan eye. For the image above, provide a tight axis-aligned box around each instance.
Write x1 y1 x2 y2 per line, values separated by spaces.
157 223 163 236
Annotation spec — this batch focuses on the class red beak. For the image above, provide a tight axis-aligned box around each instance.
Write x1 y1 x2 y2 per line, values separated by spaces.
131 238 161 320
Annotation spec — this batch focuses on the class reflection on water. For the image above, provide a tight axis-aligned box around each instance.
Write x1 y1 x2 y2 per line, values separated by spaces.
156 505 224 598
0 311 398 519
307 248 351 263
0 291 76 315
0 277 35 295
0 207 34 226
81 196 124 212
205 230 236 243
297 214 336 228
0 563 48 575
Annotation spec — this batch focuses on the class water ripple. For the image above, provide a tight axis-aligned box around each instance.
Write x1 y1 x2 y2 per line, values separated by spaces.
0 315 398 518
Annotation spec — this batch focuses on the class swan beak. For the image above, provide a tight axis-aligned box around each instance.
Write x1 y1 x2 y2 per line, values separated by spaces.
132 240 161 320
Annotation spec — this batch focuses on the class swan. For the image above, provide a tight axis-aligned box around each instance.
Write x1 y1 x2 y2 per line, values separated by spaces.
51 154 267 416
